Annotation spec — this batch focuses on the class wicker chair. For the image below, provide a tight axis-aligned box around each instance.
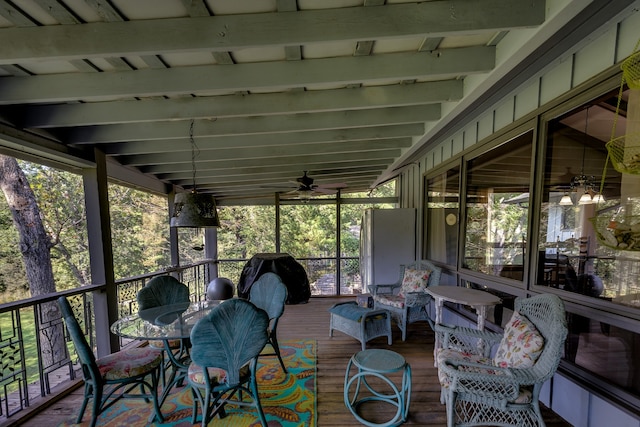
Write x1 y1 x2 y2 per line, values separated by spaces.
372 260 441 341
435 293 568 427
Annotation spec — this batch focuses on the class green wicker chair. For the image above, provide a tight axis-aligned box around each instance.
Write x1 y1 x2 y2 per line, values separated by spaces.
137 275 191 386
187 298 270 427
435 293 568 427
372 260 441 341
249 272 288 373
58 296 163 427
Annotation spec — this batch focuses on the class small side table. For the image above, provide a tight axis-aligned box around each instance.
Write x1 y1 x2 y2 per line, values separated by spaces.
426 285 501 365
344 349 411 427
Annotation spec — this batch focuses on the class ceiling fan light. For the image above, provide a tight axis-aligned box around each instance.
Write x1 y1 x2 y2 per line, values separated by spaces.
591 193 605 203
578 192 593 205
559 194 573 206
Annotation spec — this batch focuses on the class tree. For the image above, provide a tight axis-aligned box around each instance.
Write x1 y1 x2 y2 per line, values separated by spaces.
0 154 63 371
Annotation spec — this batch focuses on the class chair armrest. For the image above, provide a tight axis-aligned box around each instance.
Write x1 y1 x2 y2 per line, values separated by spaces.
439 359 526 400
370 283 401 296
435 323 503 357
404 292 432 306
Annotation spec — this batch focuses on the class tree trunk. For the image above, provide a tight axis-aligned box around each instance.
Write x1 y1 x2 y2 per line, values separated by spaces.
0 155 65 374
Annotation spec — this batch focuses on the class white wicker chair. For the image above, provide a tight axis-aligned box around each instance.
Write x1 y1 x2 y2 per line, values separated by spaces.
435 294 568 427
371 260 441 341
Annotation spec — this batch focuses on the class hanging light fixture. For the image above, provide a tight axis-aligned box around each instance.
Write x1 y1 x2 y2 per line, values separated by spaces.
559 193 573 206
170 120 220 228
559 107 605 206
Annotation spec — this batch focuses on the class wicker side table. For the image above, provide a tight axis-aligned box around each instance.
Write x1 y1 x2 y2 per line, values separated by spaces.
344 349 411 427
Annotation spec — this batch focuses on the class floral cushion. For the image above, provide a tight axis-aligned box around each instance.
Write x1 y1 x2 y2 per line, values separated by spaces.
373 294 405 309
97 347 162 381
399 268 431 297
493 311 545 368
187 363 250 387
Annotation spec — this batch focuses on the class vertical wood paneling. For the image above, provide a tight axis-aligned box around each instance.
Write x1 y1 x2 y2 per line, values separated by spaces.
494 96 516 132
477 111 494 141
616 11 640 63
573 27 617 86
452 132 464 155
515 79 541 120
540 57 573 105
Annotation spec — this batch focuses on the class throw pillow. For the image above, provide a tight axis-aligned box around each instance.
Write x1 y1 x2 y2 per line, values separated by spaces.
399 268 431 297
493 311 545 368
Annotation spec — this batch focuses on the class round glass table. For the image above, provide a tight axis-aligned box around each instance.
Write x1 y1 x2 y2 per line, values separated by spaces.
111 300 220 410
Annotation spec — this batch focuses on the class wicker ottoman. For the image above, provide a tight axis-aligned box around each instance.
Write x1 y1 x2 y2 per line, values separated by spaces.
329 301 392 350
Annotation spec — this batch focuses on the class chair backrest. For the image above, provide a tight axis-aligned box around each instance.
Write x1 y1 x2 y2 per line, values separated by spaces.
137 275 190 310
515 294 568 379
249 272 288 321
57 296 100 382
190 299 269 385
399 260 442 289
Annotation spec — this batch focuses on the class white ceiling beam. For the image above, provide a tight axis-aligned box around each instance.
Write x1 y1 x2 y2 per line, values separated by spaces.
0 1 544 64
141 150 399 174
120 138 412 166
20 80 461 128
102 124 423 155
67 105 437 143
0 47 493 104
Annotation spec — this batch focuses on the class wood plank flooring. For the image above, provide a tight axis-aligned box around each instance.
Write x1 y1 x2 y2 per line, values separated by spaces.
17 296 572 426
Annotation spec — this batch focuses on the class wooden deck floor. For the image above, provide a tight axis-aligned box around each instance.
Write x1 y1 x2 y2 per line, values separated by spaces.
19 296 571 426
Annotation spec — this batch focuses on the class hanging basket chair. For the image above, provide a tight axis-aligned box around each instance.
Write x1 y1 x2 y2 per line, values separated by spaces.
622 51 640 89
605 132 640 175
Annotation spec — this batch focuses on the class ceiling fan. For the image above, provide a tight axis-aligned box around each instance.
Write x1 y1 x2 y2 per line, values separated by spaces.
284 171 347 200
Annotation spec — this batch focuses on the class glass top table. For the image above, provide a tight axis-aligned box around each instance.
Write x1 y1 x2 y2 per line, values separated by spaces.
111 299 221 413
111 300 220 341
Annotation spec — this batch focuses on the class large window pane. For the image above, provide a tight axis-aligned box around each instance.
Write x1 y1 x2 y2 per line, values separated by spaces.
536 88 640 308
427 165 460 266
463 131 533 280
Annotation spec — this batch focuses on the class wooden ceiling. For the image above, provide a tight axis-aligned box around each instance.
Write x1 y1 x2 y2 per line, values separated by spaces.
0 0 632 203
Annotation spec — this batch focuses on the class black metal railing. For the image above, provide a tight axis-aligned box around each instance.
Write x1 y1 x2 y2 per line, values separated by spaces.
0 256 360 423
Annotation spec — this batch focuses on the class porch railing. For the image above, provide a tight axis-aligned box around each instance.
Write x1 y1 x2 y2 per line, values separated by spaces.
0 256 360 424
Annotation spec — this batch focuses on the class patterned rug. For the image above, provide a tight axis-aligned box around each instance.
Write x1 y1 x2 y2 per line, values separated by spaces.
58 339 316 426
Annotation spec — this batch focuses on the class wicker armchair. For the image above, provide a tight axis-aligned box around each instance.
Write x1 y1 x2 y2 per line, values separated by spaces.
435 293 568 427
372 260 441 341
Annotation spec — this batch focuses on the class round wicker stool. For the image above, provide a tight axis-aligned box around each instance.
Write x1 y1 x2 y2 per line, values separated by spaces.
344 349 411 427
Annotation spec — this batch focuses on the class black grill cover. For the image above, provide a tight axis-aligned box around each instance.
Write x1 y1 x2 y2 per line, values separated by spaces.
237 253 310 304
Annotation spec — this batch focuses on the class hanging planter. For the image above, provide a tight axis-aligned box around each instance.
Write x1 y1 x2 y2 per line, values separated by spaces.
605 132 640 175
621 50 640 89
590 215 640 251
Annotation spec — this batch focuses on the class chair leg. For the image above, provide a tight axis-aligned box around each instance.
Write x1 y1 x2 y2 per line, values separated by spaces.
270 335 288 373
89 386 102 427
250 374 268 427
76 383 91 424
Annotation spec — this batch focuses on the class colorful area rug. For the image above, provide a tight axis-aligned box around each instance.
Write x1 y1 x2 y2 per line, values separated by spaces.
58 339 316 426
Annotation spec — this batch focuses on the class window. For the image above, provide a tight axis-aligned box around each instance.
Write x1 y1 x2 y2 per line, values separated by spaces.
462 131 534 281
426 165 460 266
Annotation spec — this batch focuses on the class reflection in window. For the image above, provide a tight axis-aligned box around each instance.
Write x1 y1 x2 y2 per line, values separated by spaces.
564 312 640 398
537 88 640 308
462 131 533 280
426 166 460 266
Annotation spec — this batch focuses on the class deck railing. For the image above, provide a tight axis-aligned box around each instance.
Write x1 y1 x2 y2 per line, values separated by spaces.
0 256 360 423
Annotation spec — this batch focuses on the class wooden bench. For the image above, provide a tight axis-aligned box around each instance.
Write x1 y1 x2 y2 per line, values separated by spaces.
328 301 392 350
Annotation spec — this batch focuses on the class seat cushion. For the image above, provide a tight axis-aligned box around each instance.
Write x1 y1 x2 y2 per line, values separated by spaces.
399 268 431 297
373 294 405 309
437 348 532 404
97 347 162 381
494 311 545 368
187 363 251 387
